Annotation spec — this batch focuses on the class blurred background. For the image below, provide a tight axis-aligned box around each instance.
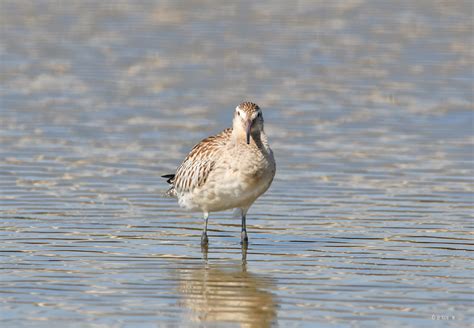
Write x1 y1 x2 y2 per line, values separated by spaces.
1 1 473 327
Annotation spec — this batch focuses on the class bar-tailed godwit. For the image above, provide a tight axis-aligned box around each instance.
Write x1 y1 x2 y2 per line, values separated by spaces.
163 102 275 246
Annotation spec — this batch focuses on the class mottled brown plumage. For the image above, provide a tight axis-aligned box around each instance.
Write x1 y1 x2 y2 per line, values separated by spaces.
173 128 231 194
238 102 260 115
162 102 275 246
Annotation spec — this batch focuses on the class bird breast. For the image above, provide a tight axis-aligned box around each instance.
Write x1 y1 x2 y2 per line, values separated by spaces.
210 143 275 206
177 135 275 212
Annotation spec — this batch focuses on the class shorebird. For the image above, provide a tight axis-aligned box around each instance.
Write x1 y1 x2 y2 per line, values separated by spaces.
162 102 275 246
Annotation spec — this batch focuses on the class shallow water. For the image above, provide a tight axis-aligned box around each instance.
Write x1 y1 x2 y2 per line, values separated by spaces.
1 1 473 327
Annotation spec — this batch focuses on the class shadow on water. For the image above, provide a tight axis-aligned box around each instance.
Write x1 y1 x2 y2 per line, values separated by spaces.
176 245 278 328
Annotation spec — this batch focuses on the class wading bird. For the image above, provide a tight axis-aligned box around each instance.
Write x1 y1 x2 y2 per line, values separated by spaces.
163 102 275 246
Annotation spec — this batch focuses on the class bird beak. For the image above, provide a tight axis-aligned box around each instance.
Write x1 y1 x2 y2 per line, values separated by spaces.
246 119 253 144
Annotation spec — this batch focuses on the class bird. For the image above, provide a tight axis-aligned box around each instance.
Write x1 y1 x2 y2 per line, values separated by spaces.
162 102 276 246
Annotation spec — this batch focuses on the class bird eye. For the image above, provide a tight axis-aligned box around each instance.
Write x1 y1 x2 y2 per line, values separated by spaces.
257 112 261 118
237 111 241 117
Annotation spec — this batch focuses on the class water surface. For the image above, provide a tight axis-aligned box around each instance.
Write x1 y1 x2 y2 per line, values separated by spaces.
1 1 473 327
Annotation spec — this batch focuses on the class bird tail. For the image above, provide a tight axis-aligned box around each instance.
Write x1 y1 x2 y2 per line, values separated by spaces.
161 174 177 198
161 174 175 184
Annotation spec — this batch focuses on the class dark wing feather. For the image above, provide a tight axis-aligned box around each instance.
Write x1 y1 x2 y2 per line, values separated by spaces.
161 174 175 184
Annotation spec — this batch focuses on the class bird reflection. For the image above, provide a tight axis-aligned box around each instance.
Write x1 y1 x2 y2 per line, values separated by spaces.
178 246 278 328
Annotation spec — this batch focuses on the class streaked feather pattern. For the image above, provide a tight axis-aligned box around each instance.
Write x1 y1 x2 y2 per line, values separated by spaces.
164 128 232 197
162 102 275 245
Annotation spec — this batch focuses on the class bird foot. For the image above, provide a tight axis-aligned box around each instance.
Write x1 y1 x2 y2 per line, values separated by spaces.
240 230 248 246
201 232 209 246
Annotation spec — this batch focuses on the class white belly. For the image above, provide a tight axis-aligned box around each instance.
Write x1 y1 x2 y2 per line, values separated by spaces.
177 161 275 212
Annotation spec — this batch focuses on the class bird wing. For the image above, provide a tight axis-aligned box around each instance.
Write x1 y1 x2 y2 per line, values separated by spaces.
161 174 175 184
173 128 232 193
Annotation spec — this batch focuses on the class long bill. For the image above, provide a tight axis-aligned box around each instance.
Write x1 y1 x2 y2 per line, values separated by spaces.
246 119 253 144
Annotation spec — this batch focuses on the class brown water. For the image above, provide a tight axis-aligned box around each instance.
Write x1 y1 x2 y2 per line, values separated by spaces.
1 1 473 327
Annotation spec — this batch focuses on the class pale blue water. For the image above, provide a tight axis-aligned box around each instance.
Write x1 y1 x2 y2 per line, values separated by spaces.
1 1 473 327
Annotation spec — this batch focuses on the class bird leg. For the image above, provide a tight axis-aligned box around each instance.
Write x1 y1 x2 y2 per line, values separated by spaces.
240 209 248 245
201 212 209 246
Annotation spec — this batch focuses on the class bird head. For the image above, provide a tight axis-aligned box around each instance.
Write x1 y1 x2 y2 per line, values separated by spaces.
233 102 264 144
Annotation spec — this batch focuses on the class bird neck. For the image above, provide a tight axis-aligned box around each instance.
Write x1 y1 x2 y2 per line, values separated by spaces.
231 128 265 147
